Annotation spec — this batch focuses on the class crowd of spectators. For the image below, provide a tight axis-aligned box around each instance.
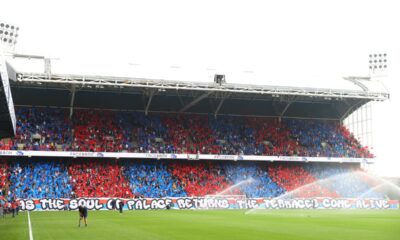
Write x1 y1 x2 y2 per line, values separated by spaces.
0 197 20 218
286 120 373 158
123 160 186 198
71 110 132 152
0 107 373 158
0 158 384 199
8 160 72 199
0 161 9 197
304 164 383 198
9 108 73 151
165 115 219 154
170 161 231 196
209 116 256 155
268 163 339 198
339 126 373 158
117 112 174 153
248 118 302 156
68 160 133 198
224 162 285 197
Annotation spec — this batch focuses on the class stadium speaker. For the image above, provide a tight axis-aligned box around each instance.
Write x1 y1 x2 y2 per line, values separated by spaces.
214 74 226 85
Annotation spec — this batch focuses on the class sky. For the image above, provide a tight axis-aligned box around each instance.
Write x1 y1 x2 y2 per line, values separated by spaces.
1 0 400 176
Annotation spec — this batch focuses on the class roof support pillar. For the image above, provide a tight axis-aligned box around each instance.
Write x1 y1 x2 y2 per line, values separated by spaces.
145 90 155 116
278 96 296 119
179 92 213 113
340 99 365 122
214 98 225 118
69 85 76 119
214 93 230 118
280 101 292 118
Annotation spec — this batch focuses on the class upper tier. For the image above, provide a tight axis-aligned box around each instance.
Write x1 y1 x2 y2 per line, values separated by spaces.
0 107 372 158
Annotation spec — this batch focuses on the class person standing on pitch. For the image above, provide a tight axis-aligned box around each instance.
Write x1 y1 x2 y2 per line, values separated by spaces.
119 201 124 213
78 204 88 227
0 203 4 219
11 201 17 218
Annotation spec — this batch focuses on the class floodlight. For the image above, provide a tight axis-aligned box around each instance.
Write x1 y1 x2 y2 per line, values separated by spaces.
0 20 20 53
368 53 387 74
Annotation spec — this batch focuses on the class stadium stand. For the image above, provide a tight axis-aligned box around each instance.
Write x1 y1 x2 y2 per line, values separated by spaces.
0 158 383 200
0 106 377 200
8 160 72 199
164 114 218 154
267 163 340 198
72 110 127 152
0 138 13 150
1 107 372 158
117 112 173 153
11 108 72 151
209 115 254 155
68 159 132 198
224 162 285 197
247 117 302 156
170 161 231 196
0 161 9 197
304 164 384 198
286 119 372 158
123 160 186 198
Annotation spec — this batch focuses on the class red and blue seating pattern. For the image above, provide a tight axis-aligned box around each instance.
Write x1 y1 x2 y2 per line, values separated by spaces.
0 107 372 158
1 159 382 200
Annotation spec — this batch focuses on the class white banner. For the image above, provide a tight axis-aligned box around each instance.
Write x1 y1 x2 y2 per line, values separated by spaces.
17 197 398 211
0 150 372 163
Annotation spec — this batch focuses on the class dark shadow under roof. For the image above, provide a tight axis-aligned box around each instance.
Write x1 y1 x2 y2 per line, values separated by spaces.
10 82 371 120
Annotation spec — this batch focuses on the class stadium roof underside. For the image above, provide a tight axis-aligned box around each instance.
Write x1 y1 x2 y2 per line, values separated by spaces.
11 72 390 120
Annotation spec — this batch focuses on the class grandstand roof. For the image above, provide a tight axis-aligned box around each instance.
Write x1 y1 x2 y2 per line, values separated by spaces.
9 70 389 120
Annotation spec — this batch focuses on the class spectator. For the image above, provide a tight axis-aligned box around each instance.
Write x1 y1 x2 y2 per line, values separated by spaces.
3 107 372 158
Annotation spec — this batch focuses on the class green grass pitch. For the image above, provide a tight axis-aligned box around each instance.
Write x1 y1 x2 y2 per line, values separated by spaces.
1 210 399 240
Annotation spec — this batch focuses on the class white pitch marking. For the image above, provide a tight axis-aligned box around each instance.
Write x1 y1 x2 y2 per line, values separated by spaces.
27 211 34 240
